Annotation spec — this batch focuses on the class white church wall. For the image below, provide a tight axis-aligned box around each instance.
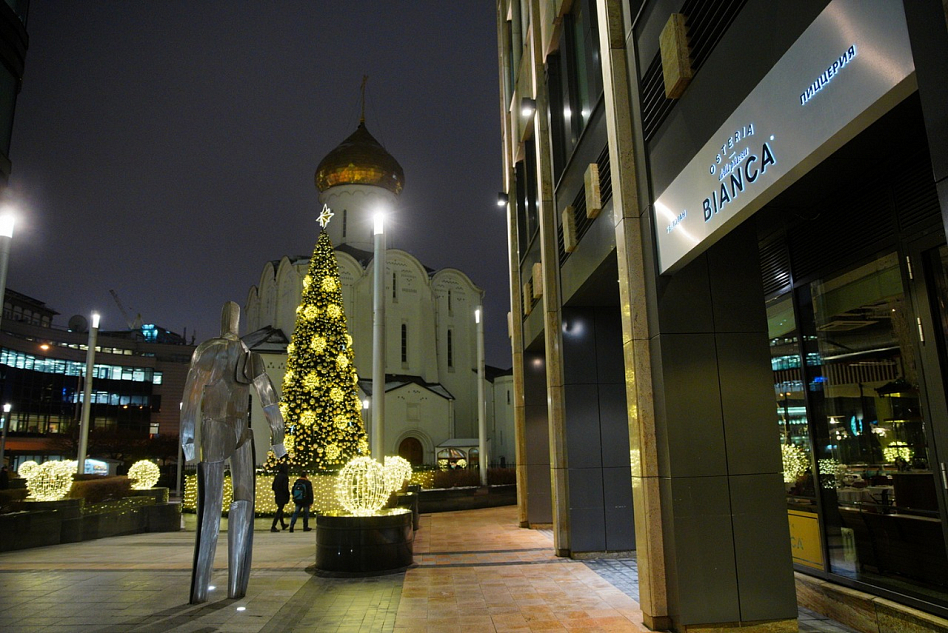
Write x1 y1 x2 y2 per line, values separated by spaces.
490 375 516 468
382 383 452 464
321 185 398 252
432 269 483 438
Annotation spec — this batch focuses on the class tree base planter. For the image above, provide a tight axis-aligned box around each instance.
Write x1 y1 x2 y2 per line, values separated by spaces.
314 508 413 574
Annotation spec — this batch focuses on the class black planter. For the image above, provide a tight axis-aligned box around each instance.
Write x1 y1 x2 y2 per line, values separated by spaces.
314 508 413 573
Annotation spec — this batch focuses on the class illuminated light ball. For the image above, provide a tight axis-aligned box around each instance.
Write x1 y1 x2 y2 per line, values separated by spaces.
311 336 327 353
337 457 388 516
781 444 808 484
304 305 319 320
28 461 74 501
128 460 160 490
300 411 316 426
302 275 312 289
333 414 349 429
326 304 342 319
456 459 468 469
383 456 413 493
18 460 39 479
336 354 349 369
321 276 336 292
287 343 296 355
438 459 449 470
329 387 344 403
325 444 341 462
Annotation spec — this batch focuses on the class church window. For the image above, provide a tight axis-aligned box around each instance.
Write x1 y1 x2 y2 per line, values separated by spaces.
448 290 452 314
342 209 347 238
447 330 454 368
392 272 398 301
401 324 408 365
507 390 511 405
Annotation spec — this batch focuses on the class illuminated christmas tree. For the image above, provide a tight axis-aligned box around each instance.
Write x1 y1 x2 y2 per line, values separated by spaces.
271 217 369 471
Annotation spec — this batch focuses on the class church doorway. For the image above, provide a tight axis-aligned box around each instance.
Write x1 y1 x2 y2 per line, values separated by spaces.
398 437 423 466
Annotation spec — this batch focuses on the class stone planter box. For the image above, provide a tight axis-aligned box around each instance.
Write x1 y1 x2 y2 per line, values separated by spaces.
417 484 517 514
0 497 181 552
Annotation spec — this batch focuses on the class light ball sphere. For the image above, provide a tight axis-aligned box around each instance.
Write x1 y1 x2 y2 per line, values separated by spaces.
336 457 388 516
18 460 39 479
128 460 160 490
383 456 413 493
28 461 74 501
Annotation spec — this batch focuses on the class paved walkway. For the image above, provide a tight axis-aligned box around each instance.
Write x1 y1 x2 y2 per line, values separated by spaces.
0 505 856 632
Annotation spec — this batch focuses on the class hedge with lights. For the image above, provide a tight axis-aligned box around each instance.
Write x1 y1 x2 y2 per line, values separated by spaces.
267 230 368 472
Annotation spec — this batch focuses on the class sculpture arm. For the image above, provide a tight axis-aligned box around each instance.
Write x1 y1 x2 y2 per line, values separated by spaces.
247 351 287 458
180 345 215 464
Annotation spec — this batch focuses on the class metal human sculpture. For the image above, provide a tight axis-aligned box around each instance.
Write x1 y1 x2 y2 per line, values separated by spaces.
181 302 287 604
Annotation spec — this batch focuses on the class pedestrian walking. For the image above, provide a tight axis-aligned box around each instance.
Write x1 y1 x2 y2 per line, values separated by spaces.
288 471 314 532
270 463 290 532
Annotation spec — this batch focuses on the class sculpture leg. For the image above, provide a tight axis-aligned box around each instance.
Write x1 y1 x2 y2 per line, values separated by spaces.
228 440 255 599
191 461 225 604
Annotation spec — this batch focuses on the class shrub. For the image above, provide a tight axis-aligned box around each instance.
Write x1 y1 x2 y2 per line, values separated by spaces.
0 488 27 513
432 468 481 489
487 468 516 485
68 476 131 504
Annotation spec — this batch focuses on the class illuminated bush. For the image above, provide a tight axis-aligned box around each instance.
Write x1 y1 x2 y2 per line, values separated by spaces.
336 457 387 516
383 456 413 494
27 461 74 501
18 460 39 479
456 459 468 469
128 460 160 490
883 441 913 464
781 444 808 484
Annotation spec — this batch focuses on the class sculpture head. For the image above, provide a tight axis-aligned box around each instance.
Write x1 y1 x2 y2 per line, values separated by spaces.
221 301 240 338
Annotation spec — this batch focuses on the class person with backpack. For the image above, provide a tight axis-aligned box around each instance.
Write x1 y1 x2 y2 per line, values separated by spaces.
288 471 314 532
270 463 290 532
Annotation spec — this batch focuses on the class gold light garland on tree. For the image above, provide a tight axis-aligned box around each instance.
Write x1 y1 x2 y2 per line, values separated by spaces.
267 229 368 472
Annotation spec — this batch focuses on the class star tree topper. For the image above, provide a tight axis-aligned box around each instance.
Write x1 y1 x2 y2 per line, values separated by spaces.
318 204 334 228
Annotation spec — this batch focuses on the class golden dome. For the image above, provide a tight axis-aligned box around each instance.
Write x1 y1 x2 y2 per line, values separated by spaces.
315 122 404 195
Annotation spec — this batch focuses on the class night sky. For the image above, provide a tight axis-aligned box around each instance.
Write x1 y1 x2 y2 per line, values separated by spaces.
7 2 511 367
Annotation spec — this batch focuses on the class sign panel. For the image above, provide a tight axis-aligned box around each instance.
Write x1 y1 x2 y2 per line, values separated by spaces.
654 0 916 273
788 509 824 570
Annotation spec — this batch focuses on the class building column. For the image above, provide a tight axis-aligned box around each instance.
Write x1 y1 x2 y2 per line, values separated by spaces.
524 1 571 555
596 0 669 628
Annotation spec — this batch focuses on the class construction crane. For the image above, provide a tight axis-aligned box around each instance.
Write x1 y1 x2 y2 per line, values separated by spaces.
109 289 143 331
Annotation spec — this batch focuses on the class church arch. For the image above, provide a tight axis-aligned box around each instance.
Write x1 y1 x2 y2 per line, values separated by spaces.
393 429 434 466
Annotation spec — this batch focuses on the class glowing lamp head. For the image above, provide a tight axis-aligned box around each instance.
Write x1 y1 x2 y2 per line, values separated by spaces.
3 403 10 413
475 308 481 324
0 210 14 238
373 212 385 235
91 312 101 329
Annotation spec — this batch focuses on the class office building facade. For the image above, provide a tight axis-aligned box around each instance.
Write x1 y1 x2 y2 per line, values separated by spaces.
497 0 948 630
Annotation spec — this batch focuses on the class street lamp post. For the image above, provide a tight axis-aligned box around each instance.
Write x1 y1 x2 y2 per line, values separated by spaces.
476 305 487 486
77 312 100 476
0 403 11 468
371 213 386 462
0 210 14 468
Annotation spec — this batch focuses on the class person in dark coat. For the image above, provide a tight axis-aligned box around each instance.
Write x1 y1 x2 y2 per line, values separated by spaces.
0 465 9 490
270 463 290 532
288 471 314 532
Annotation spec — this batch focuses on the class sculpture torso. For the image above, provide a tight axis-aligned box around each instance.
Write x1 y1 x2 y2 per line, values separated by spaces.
196 335 251 463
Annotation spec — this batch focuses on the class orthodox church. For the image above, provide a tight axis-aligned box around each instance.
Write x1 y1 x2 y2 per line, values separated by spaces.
244 116 514 468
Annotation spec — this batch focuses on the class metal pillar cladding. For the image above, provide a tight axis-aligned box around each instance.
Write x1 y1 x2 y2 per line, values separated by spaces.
371 215 386 461
476 306 487 485
77 314 100 475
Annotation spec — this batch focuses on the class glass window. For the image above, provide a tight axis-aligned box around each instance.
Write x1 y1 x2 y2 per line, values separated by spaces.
804 252 946 600
401 324 408 364
447 329 454 368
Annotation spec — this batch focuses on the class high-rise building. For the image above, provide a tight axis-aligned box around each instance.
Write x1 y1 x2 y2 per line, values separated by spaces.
497 0 948 630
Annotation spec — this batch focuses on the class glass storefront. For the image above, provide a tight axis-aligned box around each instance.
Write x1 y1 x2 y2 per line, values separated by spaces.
773 251 948 607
